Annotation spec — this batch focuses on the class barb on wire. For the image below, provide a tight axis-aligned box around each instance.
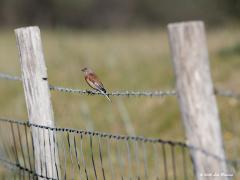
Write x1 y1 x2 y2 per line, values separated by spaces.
0 72 240 100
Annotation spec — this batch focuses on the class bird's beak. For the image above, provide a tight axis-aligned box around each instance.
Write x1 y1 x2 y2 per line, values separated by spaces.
81 68 85 72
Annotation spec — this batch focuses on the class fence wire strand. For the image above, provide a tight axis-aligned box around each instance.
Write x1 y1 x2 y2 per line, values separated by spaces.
1 72 240 100
0 72 22 81
214 88 240 100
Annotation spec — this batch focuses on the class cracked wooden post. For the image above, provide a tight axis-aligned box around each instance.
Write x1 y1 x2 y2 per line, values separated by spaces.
15 26 60 179
168 21 229 179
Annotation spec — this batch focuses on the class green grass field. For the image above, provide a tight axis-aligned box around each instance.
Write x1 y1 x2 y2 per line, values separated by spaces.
0 26 239 179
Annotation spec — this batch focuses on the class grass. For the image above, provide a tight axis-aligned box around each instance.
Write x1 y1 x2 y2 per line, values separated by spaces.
0 26 239 178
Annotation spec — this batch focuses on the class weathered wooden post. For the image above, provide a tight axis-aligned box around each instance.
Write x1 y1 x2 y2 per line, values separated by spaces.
168 21 229 179
15 26 59 179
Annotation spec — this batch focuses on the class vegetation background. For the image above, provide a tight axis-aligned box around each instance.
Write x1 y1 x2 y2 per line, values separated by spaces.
0 0 239 179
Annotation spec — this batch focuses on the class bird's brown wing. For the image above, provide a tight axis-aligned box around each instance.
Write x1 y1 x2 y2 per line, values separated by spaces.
85 73 106 93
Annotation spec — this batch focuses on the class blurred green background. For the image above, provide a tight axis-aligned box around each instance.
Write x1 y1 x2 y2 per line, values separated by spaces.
0 0 240 179
1 0 240 28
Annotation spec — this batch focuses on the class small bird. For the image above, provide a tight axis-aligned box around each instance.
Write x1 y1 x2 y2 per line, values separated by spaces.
81 67 111 102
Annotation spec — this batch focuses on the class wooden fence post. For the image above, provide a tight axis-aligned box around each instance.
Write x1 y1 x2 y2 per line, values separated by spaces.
15 26 59 179
168 21 229 179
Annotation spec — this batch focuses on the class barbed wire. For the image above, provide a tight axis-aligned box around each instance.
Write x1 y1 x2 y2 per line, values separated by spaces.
49 85 177 97
0 72 22 81
0 117 185 145
0 72 240 100
214 88 240 100
0 72 176 97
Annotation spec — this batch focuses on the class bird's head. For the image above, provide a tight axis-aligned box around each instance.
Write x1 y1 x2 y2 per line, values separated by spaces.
81 67 93 75
81 67 88 72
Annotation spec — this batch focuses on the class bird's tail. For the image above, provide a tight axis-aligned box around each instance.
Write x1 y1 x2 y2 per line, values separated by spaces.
104 94 111 102
100 90 111 102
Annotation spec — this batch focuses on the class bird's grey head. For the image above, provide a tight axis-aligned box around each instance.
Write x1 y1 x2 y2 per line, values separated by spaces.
81 67 88 72
81 67 92 74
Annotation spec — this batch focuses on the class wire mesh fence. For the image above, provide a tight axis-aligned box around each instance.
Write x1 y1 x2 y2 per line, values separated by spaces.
0 118 239 180
0 118 193 179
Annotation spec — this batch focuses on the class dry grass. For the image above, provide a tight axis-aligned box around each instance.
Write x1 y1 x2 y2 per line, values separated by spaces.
0 26 239 178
